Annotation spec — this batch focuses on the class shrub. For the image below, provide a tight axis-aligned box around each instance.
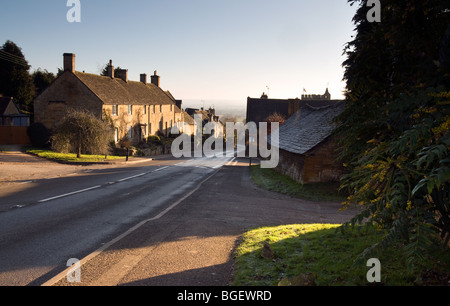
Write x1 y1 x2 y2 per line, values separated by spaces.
27 122 51 148
52 110 113 158
147 135 162 145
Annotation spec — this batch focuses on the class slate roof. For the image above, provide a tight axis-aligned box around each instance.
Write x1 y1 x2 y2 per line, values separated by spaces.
73 72 175 106
269 100 346 155
0 97 19 116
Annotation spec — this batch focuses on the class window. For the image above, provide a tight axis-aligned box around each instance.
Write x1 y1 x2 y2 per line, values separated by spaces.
114 128 119 143
170 104 173 112
142 125 147 138
128 105 133 115
143 105 147 115
153 105 155 114
112 105 118 116
160 105 162 113
128 126 133 139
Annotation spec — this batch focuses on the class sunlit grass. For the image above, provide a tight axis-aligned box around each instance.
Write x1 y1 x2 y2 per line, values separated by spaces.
26 148 125 163
233 224 449 286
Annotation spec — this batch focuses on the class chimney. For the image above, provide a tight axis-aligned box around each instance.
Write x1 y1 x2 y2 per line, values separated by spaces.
118 69 128 83
107 60 114 79
151 70 160 87
175 100 182 110
63 53 75 72
140 73 147 85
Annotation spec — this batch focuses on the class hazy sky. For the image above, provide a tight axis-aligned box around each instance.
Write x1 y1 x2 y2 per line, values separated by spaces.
0 0 357 107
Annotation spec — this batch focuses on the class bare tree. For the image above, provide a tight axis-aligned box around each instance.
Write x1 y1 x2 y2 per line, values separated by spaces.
52 110 113 158
265 112 286 134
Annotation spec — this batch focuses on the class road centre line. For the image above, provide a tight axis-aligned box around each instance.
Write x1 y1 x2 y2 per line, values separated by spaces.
38 167 172 203
38 186 102 203
151 166 169 173
117 173 148 182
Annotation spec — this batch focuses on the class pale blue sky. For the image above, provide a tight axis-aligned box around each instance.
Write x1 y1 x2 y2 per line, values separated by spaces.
0 0 357 108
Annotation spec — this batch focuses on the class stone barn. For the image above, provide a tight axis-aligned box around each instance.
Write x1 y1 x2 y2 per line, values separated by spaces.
270 100 346 184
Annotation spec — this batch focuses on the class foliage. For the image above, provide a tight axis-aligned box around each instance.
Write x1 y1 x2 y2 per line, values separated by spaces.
0 40 34 112
335 0 450 268
32 68 56 97
52 110 113 158
147 135 162 145
265 112 286 125
26 122 51 148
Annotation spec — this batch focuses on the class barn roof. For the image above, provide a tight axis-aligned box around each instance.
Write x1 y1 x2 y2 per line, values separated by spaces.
270 100 346 155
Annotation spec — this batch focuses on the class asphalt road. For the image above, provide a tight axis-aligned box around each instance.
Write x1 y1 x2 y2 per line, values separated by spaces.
0 154 235 286
44 157 355 287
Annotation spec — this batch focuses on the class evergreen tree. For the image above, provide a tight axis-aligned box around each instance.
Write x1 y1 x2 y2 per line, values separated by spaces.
0 40 34 113
336 0 450 267
100 62 121 78
32 68 56 97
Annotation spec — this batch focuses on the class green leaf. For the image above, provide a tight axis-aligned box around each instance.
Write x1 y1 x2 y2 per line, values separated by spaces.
426 179 435 194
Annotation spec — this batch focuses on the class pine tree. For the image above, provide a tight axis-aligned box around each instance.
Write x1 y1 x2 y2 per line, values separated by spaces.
0 40 34 113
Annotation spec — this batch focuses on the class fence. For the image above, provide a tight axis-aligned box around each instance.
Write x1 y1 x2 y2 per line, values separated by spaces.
0 126 30 145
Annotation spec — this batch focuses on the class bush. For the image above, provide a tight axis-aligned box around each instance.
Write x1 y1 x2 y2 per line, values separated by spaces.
52 110 113 158
27 122 51 148
147 135 162 145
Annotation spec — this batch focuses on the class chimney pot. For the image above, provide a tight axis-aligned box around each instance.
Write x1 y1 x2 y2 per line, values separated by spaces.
63 53 75 72
151 70 160 87
107 60 114 79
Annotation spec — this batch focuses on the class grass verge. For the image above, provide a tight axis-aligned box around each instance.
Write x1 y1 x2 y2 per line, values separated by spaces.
251 165 346 202
233 224 450 286
26 148 125 163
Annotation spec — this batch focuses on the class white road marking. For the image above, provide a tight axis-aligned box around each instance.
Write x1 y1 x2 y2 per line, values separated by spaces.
38 186 102 203
151 166 169 173
117 173 147 182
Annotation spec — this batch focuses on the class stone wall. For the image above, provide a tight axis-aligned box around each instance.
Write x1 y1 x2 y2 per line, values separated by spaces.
276 138 344 184
275 149 305 183
34 72 103 130
103 103 177 144
302 138 344 183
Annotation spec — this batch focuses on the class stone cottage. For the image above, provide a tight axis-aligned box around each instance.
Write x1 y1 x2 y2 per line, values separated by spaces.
269 100 346 184
34 53 186 144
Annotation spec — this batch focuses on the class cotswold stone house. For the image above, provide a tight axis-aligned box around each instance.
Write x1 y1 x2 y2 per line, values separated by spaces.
34 53 186 144
269 100 346 184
